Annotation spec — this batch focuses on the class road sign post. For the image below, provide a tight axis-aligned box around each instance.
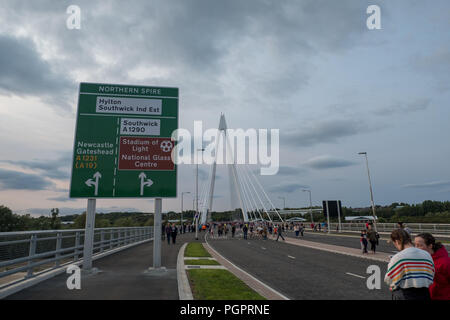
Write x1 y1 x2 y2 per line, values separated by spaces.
337 201 342 233
153 198 162 268
70 83 178 271
325 201 330 234
82 199 96 271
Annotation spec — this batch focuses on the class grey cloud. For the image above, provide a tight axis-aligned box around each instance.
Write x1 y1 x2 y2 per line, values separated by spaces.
0 34 74 111
253 166 307 176
283 119 365 147
0 0 373 111
0 168 55 190
373 98 431 116
47 195 77 202
1 153 72 180
401 180 450 189
268 182 309 194
303 156 357 169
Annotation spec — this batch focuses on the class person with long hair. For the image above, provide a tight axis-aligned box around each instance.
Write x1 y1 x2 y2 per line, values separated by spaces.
415 233 450 300
384 229 435 300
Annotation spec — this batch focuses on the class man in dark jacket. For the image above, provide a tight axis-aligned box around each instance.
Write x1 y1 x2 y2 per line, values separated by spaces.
171 223 178 244
367 223 378 253
243 224 248 240
165 224 172 244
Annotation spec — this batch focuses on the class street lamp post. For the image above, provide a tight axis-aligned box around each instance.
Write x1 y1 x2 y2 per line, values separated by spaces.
181 192 190 234
195 148 205 240
358 152 377 231
302 189 314 224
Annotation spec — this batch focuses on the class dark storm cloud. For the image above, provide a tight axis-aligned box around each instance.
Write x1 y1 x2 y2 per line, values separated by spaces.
0 0 373 111
0 34 73 110
303 156 357 169
0 168 54 190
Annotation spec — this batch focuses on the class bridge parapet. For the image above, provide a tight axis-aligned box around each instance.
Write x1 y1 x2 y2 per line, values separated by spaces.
0 226 154 290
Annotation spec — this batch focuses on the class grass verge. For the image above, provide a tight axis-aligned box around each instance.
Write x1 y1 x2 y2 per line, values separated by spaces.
185 242 211 257
187 269 266 300
184 259 220 266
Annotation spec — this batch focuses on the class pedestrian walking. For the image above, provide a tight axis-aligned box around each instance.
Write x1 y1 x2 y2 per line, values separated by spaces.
415 233 450 300
385 229 435 300
263 226 268 240
276 225 285 241
397 222 412 236
367 223 378 254
360 230 368 254
232 224 236 238
294 224 300 237
165 223 172 245
243 224 248 240
171 223 178 244
300 223 305 237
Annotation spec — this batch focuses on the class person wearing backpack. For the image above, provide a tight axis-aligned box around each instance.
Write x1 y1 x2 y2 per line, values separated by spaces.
367 223 378 254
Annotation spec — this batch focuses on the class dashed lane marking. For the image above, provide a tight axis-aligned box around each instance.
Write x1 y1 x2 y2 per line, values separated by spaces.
346 272 366 279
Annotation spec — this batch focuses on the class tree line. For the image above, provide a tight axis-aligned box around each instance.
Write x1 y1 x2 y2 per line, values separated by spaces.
1 200 450 232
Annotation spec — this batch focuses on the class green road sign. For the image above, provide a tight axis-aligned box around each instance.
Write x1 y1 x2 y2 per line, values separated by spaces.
70 82 178 198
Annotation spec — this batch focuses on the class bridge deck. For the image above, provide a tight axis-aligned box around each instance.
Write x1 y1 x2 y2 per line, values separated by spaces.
5 232 202 300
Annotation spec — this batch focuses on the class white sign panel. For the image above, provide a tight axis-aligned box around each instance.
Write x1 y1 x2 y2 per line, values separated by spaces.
120 118 161 136
96 96 162 115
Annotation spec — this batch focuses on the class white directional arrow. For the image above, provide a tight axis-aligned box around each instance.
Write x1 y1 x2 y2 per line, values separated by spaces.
85 172 102 196
139 172 154 196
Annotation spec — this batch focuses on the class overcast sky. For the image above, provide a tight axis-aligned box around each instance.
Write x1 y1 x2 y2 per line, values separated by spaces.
0 0 449 216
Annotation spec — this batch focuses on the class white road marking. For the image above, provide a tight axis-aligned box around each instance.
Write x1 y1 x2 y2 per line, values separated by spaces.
261 247 266 250
346 272 366 279
288 255 296 259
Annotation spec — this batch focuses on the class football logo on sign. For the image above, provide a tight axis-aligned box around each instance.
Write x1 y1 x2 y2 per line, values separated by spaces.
160 141 173 152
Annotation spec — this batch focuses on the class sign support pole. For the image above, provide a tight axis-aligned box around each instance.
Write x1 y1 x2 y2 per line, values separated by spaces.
325 200 330 234
337 201 342 233
153 198 162 268
83 198 96 271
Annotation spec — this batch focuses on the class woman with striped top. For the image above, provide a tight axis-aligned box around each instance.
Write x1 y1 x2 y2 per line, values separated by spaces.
384 229 435 300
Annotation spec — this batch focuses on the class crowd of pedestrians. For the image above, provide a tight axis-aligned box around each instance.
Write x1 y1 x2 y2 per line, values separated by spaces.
160 217 448 300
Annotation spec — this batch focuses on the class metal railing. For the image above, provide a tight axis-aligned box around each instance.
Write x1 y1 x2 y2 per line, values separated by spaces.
324 222 450 235
0 226 153 289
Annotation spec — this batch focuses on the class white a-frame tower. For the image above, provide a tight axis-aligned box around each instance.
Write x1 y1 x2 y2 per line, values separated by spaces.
199 114 249 224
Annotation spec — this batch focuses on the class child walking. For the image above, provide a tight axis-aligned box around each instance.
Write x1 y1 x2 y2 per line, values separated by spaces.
360 230 368 254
